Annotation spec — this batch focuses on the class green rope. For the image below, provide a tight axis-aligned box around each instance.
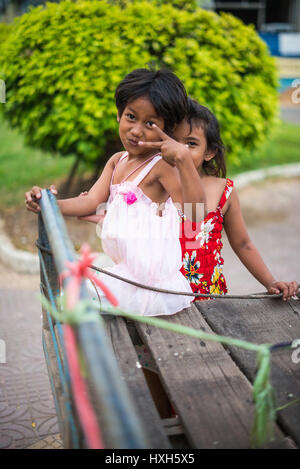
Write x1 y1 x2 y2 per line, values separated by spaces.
39 295 100 326
250 347 276 448
102 306 276 449
40 294 289 449
276 397 300 412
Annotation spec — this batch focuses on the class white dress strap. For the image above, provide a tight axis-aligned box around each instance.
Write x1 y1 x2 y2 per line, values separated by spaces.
131 155 162 187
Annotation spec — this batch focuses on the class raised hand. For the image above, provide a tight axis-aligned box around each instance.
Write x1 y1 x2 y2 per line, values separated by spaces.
138 124 189 167
25 185 57 213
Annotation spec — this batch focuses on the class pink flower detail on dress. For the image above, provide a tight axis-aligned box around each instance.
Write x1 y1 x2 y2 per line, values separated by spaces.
123 191 137 205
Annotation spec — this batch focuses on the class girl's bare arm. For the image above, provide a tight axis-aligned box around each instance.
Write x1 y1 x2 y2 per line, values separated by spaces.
25 152 122 217
175 151 207 221
139 125 206 221
157 157 206 222
223 188 298 299
58 154 116 216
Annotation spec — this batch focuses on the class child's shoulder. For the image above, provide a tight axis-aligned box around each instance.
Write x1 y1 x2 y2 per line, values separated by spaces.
205 176 234 194
152 157 179 179
110 151 127 168
204 176 235 213
204 175 227 189
112 150 127 162
205 175 233 185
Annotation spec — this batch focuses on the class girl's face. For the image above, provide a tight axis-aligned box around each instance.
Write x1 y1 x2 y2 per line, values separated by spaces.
118 96 165 157
173 119 215 171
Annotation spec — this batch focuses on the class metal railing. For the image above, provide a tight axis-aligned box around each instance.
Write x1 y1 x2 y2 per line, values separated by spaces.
37 189 148 449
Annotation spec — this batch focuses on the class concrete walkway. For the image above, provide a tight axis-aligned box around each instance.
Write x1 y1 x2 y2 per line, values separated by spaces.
280 106 300 125
222 177 300 294
0 176 299 449
0 265 62 449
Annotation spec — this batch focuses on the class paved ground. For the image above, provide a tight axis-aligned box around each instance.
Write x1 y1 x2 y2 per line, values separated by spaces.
0 177 299 450
0 267 62 449
223 177 300 294
280 107 300 125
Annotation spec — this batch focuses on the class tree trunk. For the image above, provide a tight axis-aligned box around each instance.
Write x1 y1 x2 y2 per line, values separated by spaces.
61 155 81 196
91 139 122 183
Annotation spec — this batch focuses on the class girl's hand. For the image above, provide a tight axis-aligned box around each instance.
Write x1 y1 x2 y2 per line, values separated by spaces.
25 185 57 213
78 214 104 223
267 280 299 301
138 124 190 167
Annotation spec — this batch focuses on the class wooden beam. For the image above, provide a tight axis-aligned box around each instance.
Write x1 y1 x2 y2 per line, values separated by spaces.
196 298 300 447
103 315 171 448
136 304 292 449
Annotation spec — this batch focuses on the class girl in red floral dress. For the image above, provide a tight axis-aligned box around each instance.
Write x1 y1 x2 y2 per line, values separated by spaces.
143 98 297 302
172 98 298 301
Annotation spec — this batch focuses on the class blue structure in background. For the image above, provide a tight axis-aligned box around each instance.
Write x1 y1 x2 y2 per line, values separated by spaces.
259 32 280 56
278 78 297 93
259 31 300 58
0 0 59 17
258 30 300 92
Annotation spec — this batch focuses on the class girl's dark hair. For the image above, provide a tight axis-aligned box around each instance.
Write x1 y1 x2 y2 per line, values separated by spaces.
187 98 226 178
115 68 187 135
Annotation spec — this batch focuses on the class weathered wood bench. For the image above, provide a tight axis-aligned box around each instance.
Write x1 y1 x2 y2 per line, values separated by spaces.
38 189 300 449
102 298 300 449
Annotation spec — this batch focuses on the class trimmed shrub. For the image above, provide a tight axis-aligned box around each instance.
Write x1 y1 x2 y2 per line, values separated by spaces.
111 0 200 10
0 22 12 45
0 0 278 170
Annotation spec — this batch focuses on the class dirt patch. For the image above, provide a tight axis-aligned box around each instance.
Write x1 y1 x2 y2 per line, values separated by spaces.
2 206 102 254
1 177 103 254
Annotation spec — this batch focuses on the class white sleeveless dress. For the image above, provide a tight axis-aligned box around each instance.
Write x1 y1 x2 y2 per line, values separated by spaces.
88 152 193 316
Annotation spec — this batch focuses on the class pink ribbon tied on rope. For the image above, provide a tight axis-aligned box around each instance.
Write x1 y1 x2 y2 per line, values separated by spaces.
60 243 118 309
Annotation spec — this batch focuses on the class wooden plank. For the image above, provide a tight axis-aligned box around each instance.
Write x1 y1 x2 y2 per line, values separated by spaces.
195 298 300 447
162 417 184 436
54 324 65 374
103 315 171 449
136 304 292 449
38 214 59 331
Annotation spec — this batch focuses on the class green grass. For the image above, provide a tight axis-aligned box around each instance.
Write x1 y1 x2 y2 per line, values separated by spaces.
227 121 300 176
0 117 79 208
0 116 299 209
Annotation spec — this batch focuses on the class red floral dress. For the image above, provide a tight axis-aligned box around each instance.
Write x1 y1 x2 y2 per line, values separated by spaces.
179 178 234 301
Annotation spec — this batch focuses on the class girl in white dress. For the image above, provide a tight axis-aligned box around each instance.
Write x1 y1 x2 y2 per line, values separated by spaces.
25 69 206 316
93 150 192 315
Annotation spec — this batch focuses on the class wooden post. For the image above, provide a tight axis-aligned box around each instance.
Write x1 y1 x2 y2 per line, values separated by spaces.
37 213 59 330
37 190 149 448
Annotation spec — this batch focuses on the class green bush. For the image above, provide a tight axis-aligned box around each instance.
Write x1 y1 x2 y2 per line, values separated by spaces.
0 22 12 46
148 0 199 10
0 0 278 170
111 0 201 11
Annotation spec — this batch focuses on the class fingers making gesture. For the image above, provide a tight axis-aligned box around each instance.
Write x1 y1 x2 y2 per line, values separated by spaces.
138 124 189 167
